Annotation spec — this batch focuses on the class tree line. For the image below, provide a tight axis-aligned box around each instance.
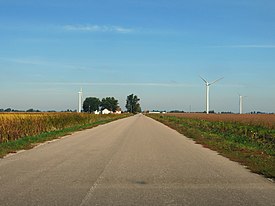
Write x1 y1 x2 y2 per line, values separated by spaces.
0 94 141 114
0 108 42 113
83 94 141 114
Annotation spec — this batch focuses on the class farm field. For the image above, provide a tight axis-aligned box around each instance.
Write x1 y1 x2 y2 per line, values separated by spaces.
166 113 275 129
0 112 130 157
147 113 275 179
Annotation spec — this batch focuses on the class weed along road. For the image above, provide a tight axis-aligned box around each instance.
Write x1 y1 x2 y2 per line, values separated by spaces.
0 114 274 205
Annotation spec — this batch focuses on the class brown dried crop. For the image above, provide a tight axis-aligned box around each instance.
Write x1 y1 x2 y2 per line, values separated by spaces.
165 113 275 129
0 112 122 143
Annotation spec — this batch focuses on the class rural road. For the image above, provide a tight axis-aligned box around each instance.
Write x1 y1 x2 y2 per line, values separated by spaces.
0 114 274 206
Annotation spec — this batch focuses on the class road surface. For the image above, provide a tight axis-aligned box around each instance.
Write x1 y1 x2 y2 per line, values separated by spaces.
0 114 274 205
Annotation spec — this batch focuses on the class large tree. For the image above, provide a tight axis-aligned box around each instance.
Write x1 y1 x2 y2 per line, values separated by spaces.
101 97 119 112
83 97 101 113
126 94 141 113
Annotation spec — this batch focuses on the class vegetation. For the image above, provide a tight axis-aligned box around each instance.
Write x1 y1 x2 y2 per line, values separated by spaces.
0 112 130 157
126 94 141 113
147 113 275 179
101 97 119 112
0 108 42 112
165 113 275 129
83 97 101 113
82 96 119 113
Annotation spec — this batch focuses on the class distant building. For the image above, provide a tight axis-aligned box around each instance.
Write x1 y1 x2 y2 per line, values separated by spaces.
102 108 111 114
149 111 161 114
94 110 100 115
149 110 166 114
114 107 122 114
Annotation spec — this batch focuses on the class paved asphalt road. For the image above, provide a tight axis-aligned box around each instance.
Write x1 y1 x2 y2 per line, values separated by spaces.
0 114 274 206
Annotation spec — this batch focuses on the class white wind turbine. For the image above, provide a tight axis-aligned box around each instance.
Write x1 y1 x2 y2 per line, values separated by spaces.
239 94 246 114
78 88 83 113
200 76 223 114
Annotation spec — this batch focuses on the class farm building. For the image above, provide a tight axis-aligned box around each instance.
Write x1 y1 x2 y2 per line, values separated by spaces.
102 108 111 114
94 110 100 115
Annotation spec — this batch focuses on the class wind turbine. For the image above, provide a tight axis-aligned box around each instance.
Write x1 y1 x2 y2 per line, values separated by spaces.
239 94 246 114
200 76 223 114
78 88 83 113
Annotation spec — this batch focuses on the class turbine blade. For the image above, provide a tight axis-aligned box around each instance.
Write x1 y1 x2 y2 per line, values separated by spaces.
210 77 224 85
199 76 208 84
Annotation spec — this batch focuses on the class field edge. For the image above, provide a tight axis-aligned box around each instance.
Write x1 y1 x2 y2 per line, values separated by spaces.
146 114 275 180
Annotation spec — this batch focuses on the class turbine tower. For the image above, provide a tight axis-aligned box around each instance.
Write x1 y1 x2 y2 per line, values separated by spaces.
78 88 83 113
200 76 223 114
239 95 246 114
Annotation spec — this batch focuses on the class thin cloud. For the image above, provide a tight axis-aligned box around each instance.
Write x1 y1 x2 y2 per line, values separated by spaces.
26 82 244 88
0 57 46 65
210 45 275 49
0 57 101 71
220 84 245 88
63 24 134 34
27 82 199 88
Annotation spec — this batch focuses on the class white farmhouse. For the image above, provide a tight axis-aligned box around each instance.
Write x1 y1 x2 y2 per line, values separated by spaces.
102 108 111 114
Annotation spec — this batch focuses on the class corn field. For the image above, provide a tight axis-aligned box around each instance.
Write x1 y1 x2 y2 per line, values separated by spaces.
0 113 124 143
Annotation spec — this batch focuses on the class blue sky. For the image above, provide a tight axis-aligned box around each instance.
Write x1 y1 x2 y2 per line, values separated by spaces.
0 0 275 112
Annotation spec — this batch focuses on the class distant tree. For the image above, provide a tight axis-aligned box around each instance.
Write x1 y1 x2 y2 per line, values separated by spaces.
26 108 35 112
203 110 215 114
4 108 12 112
83 97 101 113
101 97 119 112
26 109 41 112
126 94 141 113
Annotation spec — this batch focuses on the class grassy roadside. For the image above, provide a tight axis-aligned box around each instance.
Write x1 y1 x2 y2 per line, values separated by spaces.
147 114 275 179
0 114 130 158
